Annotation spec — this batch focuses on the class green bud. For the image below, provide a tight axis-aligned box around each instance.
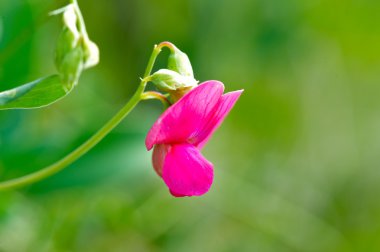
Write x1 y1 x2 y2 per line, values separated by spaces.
55 27 80 70
54 4 83 89
57 46 84 90
148 69 198 93
167 44 194 77
52 1 99 90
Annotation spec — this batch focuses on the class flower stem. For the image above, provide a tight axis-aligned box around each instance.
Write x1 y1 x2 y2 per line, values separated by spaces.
141 91 171 108
0 44 163 191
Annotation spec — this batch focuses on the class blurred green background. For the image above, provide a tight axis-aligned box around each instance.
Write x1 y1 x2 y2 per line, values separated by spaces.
1 0 380 251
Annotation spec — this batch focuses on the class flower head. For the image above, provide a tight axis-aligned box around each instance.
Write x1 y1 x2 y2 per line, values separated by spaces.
146 80 243 197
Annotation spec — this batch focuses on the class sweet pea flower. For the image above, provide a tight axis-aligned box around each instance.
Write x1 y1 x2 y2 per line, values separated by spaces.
145 80 243 197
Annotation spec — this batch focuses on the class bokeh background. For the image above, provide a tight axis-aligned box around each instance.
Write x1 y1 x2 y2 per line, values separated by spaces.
1 0 380 251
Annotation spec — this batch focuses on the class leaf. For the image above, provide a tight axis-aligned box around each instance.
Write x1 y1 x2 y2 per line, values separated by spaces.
0 75 70 110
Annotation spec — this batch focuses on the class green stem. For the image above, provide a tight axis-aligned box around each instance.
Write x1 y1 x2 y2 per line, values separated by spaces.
0 44 163 191
141 91 171 108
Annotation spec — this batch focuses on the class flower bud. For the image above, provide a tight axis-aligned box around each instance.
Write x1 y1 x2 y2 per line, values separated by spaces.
148 69 198 93
167 44 194 77
57 46 84 90
55 27 80 71
53 2 99 89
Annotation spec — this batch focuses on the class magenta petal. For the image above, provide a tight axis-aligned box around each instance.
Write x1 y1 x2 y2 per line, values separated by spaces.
145 81 224 150
162 143 214 197
196 90 243 148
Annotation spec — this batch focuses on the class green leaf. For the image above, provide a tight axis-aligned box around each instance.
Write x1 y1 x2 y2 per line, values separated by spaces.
0 75 69 110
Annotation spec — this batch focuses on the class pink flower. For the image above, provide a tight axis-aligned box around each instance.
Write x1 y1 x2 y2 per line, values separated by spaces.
145 80 243 197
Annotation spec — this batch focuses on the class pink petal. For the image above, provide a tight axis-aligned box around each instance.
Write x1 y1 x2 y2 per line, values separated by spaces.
145 81 224 150
162 143 214 197
195 90 243 148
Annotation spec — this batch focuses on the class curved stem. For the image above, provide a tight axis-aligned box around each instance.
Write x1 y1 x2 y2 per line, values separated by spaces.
156 41 176 52
0 90 141 190
141 91 171 108
0 44 163 191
